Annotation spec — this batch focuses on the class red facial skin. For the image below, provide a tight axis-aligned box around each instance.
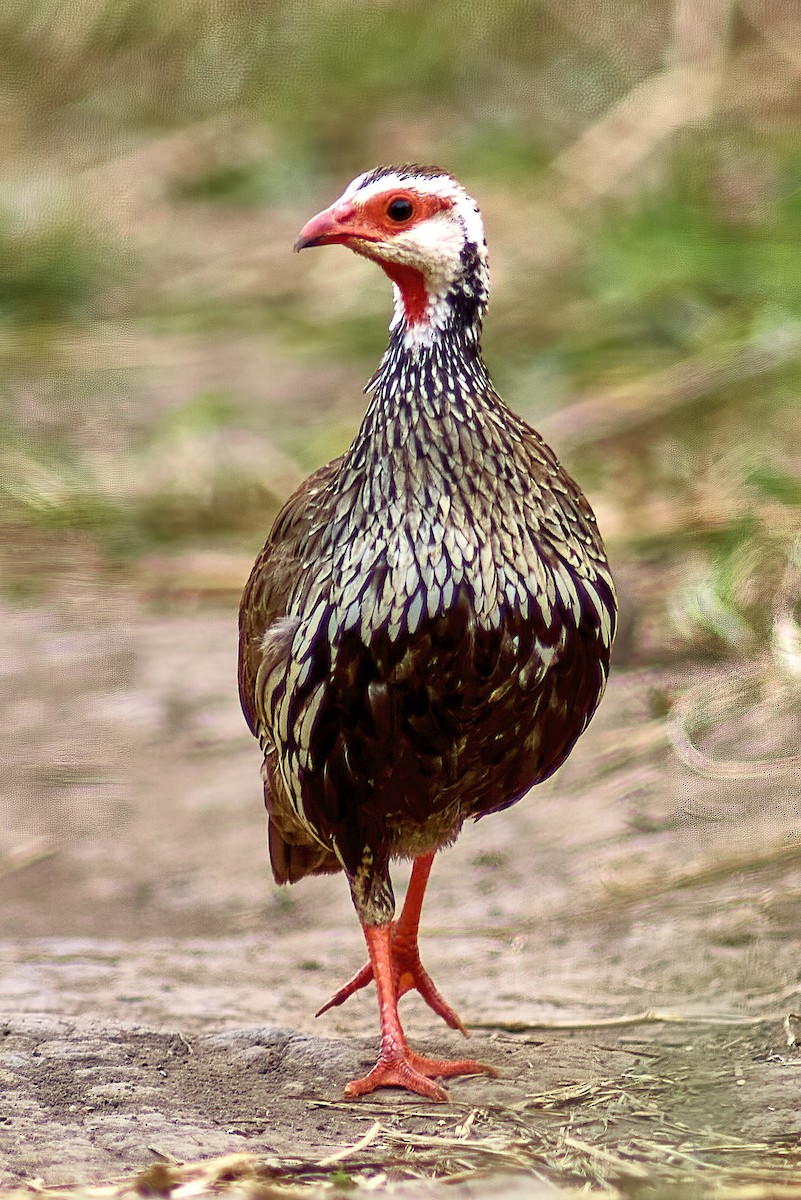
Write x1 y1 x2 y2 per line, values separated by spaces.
295 189 454 326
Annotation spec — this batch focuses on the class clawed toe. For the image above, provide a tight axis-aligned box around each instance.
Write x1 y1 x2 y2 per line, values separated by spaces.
315 961 374 1017
409 1051 498 1081
345 1055 449 1101
344 1050 497 1100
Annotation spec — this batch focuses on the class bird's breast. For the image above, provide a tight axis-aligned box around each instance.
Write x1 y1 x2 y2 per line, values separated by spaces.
322 476 609 653
260 438 615 848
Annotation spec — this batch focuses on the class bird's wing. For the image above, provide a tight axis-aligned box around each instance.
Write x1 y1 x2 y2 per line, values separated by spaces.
237 455 342 738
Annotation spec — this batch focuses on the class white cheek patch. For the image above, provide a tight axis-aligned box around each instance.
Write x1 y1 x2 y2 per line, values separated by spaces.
383 213 465 295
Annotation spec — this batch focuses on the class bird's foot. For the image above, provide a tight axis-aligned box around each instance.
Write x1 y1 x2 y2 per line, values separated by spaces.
316 927 468 1036
344 1049 498 1101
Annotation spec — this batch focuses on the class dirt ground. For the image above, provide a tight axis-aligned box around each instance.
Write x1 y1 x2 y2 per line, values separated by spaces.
2 571 801 1197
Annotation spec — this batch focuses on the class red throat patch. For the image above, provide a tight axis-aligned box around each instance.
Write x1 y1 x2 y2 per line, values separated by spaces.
377 259 429 326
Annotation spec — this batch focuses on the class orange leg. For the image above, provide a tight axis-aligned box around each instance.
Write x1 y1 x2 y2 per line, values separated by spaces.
316 852 468 1034
343 922 498 1101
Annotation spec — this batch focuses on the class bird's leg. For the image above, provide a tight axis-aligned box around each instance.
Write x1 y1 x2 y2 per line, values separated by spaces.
388 851 469 1035
316 852 468 1035
343 921 497 1101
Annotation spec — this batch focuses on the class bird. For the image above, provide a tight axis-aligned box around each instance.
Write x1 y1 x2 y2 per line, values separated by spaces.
238 164 616 1102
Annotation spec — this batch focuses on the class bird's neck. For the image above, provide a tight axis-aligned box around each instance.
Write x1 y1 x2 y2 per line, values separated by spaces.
375 315 487 398
348 312 500 477
346 243 497 481
362 230 490 353
386 274 487 352
373 249 489 392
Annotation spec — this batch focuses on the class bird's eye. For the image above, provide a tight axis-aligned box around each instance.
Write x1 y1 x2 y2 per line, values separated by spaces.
386 197 414 223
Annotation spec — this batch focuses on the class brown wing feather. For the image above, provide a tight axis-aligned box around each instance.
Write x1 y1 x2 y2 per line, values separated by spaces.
238 455 344 883
238 456 342 735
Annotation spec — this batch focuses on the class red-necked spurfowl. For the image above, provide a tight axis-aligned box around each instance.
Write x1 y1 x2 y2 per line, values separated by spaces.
239 165 616 1100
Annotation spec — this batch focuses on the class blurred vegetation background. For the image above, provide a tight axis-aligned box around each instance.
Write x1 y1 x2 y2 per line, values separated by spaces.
1 0 799 671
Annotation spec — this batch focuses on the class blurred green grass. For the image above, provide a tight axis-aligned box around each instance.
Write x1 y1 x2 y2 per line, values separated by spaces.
0 0 799 664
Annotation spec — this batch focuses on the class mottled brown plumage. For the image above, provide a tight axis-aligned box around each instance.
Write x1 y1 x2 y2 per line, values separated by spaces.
238 165 616 1100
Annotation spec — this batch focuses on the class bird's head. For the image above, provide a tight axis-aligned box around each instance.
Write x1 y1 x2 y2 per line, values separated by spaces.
295 164 489 341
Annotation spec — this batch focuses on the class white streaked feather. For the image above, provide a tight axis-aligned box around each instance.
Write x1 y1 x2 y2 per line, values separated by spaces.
296 681 326 756
407 588 424 633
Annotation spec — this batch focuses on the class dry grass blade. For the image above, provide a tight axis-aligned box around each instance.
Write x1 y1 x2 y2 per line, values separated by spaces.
316 1121 381 1167
518 1078 630 1110
472 1009 784 1033
668 723 801 780
379 1127 527 1161
561 1134 649 1180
